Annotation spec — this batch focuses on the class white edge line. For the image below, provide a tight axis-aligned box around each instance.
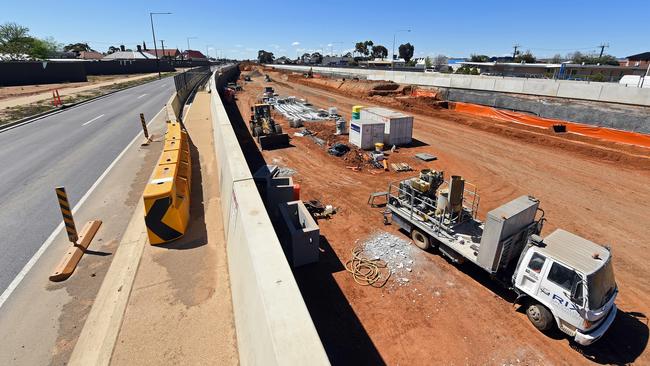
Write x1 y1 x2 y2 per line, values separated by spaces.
81 114 105 126
0 106 165 310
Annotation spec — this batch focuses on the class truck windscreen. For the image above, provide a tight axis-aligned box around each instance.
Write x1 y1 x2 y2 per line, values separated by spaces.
588 259 616 309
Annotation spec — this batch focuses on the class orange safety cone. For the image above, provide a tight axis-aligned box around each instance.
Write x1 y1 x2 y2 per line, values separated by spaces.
52 90 58 106
56 89 62 106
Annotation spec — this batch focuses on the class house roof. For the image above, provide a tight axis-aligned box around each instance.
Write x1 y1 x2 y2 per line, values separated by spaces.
102 51 154 60
78 51 104 60
145 49 180 57
627 52 650 61
184 50 206 59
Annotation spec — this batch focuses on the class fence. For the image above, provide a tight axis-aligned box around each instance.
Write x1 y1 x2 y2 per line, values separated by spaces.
173 66 211 105
0 61 87 86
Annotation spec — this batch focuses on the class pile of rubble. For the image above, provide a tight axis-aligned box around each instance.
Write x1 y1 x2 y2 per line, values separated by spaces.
361 231 415 287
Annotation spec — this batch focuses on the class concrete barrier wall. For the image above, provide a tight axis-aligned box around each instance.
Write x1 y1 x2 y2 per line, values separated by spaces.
270 64 650 107
209 67 329 366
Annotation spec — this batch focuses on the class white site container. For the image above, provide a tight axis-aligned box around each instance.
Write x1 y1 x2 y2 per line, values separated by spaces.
360 107 413 146
349 120 385 149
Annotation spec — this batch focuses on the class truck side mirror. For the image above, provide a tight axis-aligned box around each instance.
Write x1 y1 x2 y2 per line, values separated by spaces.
570 279 584 305
250 106 254 112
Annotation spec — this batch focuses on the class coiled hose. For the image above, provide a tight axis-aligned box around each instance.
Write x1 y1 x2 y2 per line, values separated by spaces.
345 246 391 287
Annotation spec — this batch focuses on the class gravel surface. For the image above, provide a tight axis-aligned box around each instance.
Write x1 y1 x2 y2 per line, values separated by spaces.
361 231 415 287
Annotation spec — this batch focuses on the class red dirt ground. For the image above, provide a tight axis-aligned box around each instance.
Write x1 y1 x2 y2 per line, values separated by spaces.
232 66 650 365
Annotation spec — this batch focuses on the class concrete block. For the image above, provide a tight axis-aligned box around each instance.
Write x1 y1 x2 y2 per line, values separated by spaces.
469 77 497 91
228 180 328 366
277 200 320 267
556 81 602 100
598 83 650 105
523 79 560 96
494 78 525 94
450 76 473 89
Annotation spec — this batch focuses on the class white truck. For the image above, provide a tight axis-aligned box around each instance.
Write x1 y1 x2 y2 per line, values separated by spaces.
384 169 618 345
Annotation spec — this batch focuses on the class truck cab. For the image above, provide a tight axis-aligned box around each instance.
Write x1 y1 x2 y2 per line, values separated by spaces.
514 229 618 345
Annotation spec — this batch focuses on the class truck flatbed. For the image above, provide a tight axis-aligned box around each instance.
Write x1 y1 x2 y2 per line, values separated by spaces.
389 203 483 265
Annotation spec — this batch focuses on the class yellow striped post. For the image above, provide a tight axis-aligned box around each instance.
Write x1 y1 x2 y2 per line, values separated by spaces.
55 186 78 243
140 113 149 140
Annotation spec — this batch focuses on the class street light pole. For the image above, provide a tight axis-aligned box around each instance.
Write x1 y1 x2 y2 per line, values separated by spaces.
186 36 197 65
149 11 171 79
392 29 411 70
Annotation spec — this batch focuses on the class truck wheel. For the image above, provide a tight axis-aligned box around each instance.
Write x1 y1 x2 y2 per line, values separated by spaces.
411 229 430 250
526 302 554 331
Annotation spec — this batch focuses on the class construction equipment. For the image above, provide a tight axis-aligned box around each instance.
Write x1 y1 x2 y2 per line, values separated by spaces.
264 74 272 82
383 170 618 346
304 67 313 78
249 103 290 149
227 82 242 91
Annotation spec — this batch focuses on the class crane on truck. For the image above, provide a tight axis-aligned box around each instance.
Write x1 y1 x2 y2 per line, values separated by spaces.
383 169 618 345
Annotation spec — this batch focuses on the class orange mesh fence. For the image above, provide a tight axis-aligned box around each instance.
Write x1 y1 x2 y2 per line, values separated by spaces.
452 102 650 149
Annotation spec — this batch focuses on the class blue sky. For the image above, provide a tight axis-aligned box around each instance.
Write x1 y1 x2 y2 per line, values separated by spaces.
3 0 649 59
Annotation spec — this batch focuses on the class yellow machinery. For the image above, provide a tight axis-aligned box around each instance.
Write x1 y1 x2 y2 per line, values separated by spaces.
250 103 289 149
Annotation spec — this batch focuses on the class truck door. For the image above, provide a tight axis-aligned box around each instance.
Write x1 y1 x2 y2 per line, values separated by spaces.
538 261 585 330
515 251 547 296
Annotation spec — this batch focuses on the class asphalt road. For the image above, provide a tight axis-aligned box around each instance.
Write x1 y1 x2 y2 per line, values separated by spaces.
0 77 175 294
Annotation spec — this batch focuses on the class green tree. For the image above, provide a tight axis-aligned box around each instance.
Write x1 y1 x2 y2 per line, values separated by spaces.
311 52 323 64
371 45 388 59
567 51 619 66
455 65 471 74
398 42 414 62
257 50 274 64
28 37 60 59
354 40 374 57
425 56 432 68
469 54 489 62
107 45 120 54
515 50 536 63
63 42 93 54
589 73 607 82
0 22 32 59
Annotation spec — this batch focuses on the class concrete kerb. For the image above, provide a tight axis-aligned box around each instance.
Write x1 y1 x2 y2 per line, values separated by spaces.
209 69 329 365
67 199 149 366
0 74 175 134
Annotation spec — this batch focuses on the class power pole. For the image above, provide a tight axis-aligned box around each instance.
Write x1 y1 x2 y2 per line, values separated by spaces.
598 42 609 59
512 43 520 60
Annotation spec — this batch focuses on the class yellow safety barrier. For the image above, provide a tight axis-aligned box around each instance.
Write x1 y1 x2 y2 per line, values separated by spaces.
143 121 192 245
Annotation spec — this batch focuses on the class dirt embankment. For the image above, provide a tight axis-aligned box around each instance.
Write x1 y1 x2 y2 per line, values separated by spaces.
272 68 650 171
231 67 650 365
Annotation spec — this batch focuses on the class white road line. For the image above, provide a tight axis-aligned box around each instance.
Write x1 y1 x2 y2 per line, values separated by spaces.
81 114 105 126
136 93 148 99
0 106 165 310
